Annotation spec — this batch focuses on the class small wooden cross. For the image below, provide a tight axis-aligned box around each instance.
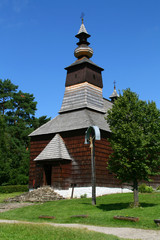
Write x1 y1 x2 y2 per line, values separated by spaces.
81 12 85 23
114 80 116 89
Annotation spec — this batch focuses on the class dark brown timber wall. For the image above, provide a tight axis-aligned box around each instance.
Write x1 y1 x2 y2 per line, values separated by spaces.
29 134 72 189
29 134 53 189
29 129 121 189
29 129 160 190
61 129 122 188
65 63 103 88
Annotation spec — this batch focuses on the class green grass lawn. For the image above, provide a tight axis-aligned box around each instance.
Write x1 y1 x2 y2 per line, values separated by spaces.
0 192 24 203
0 192 160 230
0 223 127 240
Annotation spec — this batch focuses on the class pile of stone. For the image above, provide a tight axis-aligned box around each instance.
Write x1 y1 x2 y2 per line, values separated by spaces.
5 186 64 203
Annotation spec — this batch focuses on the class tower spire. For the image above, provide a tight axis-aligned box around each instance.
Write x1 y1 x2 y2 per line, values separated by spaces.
109 81 119 102
74 18 93 59
60 19 104 114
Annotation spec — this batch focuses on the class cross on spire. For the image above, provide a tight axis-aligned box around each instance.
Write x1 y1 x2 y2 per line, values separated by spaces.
81 12 85 23
109 80 119 102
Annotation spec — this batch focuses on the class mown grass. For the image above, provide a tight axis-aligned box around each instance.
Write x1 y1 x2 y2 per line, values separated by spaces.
0 192 24 203
0 223 127 240
0 192 160 229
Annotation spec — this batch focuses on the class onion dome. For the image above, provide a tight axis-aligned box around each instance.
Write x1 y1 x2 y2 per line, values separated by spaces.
74 18 93 59
109 81 119 102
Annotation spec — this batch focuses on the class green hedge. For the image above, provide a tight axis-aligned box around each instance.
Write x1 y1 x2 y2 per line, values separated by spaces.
0 185 28 193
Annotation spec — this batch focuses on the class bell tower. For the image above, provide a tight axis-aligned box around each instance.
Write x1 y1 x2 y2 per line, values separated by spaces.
59 19 105 114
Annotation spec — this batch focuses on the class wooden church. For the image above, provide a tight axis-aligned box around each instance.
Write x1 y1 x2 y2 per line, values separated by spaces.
28 19 123 190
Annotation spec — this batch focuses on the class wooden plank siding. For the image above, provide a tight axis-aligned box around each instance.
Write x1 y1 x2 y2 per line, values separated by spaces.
29 129 121 189
29 134 53 188
65 62 103 88
29 129 160 190
61 129 122 188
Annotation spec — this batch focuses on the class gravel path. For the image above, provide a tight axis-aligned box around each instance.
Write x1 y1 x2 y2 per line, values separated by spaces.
0 219 160 240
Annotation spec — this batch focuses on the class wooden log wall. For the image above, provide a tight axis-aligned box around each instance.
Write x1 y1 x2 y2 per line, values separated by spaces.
29 134 72 189
51 160 72 189
29 129 160 190
29 134 53 188
65 63 103 88
61 129 122 188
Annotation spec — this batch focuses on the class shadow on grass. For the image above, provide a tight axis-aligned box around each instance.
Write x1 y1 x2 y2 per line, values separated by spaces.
97 203 130 211
97 202 156 211
140 202 157 208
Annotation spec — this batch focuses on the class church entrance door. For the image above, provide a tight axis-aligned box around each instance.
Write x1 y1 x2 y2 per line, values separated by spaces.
44 165 52 186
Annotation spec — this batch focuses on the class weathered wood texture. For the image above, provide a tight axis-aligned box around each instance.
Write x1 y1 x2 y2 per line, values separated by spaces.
29 133 72 189
29 134 52 188
62 129 121 188
29 129 160 190
65 63 103 88
29 129 120 189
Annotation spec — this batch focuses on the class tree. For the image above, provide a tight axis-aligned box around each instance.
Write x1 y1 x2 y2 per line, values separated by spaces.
0 79 18 116
0 79 51 186
7 90 37 126
0 115 10 184
31 115 51 129
106 88 160 206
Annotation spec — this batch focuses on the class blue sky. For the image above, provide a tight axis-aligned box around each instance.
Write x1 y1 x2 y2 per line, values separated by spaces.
0 0 160 118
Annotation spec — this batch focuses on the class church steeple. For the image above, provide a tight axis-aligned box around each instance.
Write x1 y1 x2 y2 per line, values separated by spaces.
59 19 105 114
74 18 93 59
109 81 119 102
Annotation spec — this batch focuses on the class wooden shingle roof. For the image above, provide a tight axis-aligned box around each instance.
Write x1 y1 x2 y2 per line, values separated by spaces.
34 134 72 161
59 82 105 114
65 57 104 71
29 102 112 137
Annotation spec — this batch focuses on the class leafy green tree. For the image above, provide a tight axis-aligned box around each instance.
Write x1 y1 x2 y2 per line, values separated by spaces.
107 88 160 206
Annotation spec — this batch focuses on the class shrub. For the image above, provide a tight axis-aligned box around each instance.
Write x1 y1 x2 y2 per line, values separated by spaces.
80 193 87 198
156 186 160 190
0 185 28 193
138 183 153 193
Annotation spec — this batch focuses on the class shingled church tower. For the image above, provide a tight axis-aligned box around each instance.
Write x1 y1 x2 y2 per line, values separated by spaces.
29 19 121 190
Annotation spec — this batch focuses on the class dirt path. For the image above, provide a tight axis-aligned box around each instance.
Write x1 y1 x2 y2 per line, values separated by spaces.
0 219 160 240
0 203 34 212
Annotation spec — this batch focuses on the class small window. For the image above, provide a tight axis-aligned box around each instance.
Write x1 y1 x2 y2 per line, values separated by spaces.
75 74 77 78
93 74 95 79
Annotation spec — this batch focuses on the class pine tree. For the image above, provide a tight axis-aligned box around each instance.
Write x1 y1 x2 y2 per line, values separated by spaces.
0 79 18 116
0 79 50 186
